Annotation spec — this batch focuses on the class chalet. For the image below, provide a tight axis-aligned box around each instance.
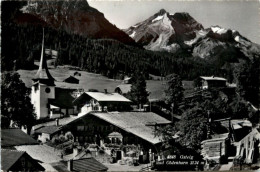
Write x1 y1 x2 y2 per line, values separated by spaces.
73 71 81 77
73 91 132 116
31 30 78 119
200 76 227 89
63 75 79 84
201 119 260 168
15 144 64 171
30 110 171 166
1 149 45 172
31 116 80 143
61 112 171 155
123 77 133 84
34 124 62 143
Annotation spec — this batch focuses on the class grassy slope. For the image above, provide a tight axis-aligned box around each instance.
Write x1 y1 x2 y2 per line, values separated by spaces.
18 66 193 100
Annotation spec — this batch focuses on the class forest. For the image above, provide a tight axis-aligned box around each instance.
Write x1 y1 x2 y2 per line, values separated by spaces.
2 21 232 80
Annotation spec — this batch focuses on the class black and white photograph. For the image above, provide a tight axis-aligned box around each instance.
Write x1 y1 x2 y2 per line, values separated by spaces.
1 0 260 171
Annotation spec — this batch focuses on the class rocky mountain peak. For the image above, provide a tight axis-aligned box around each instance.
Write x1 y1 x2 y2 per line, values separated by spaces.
18 0 136 45
156 9 167 16
124 9 259 60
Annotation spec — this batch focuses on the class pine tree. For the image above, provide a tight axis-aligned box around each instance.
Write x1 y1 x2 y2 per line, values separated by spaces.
164 73 184 115
234 57 260 106
129 71 149 108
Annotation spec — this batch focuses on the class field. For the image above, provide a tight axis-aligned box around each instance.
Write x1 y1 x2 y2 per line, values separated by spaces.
18 66 194 101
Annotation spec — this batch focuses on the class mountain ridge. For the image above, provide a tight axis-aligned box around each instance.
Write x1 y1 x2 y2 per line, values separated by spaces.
124 9 260 60
19 0 136 45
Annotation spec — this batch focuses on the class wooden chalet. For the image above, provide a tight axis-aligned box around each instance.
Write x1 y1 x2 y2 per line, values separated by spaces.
200 76 227 89
62 111 171 154
73 91 132 116
201 119 260 167
1 149 45 172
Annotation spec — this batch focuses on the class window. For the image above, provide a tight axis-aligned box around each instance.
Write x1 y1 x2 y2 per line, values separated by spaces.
45 87 51 93
77 126 84 131
110 125 114 130
93 106 99 111
34 84 39 93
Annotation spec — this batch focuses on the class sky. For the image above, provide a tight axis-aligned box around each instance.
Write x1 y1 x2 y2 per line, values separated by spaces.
88 0 260 44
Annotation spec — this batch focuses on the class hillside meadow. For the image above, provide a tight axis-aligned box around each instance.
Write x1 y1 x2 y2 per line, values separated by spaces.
18 66 193 101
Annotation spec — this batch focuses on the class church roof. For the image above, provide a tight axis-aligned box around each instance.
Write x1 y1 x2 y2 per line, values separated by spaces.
33 29 55 85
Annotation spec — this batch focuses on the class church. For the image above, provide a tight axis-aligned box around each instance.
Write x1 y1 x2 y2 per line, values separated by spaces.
31 31 78 119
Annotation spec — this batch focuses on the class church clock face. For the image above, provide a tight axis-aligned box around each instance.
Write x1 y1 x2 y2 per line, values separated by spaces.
45 87 51 93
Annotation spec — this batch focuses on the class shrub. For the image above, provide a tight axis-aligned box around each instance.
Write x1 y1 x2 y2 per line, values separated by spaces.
65 131 74 141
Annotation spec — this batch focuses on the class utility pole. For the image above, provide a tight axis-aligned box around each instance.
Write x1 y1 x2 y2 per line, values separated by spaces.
207 110 211 139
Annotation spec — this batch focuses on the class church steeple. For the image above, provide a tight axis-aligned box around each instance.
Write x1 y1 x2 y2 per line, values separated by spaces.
33 29 55 86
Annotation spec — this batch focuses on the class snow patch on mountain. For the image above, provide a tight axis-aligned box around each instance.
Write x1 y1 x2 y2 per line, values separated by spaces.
152 15 164 23
198 30 208 36
184 30 208 46
144 13 177 52
211 26 227 34
235 36 240 42
130 31 136 38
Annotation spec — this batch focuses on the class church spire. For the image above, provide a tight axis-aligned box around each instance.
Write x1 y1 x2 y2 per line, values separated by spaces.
33 29 55 85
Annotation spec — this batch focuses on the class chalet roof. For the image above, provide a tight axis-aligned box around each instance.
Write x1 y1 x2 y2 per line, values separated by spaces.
201 133 229 144
91 112 171 144
15 144 62 163
34 126 61 135
75 92 131 102
1 149 25 171
200 76 227 81
63 75 79 83
124 77 131 81
1 149 45 171
67 157 108 172
217 119 252 142
50 162 70 172
1 128 39 147
33 116 79 130
115 84 131 94
220 119 252 130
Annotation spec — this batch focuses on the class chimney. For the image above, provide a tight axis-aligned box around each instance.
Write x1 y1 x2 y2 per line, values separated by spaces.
104 89 107 94
67 159 73 171
56 119 59 126
154 124 157 130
